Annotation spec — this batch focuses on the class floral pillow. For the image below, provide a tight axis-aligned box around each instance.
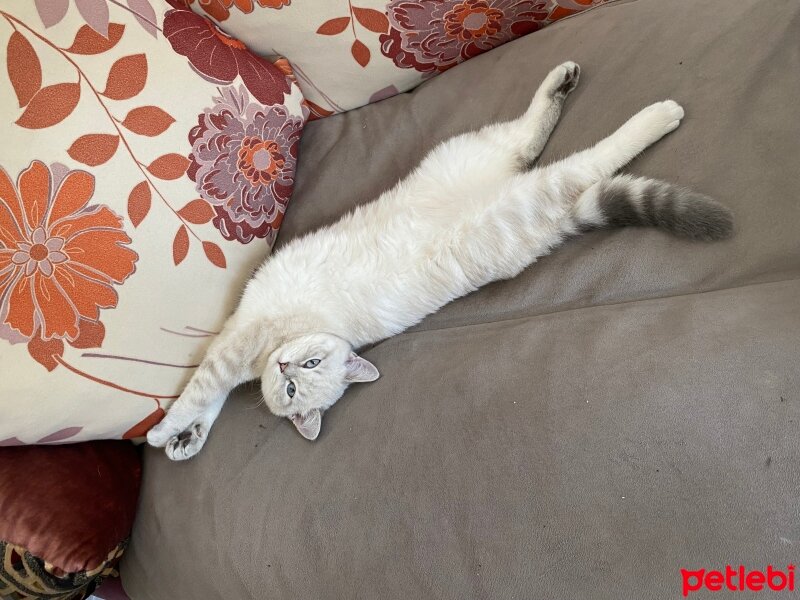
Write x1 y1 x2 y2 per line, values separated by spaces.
0 0 305 444
184 0 611 118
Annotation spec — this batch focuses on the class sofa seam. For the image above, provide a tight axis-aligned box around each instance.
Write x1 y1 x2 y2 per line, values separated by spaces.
389 276 800 340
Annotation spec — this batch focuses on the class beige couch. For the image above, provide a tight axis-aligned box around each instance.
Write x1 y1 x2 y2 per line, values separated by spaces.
122 0 800 597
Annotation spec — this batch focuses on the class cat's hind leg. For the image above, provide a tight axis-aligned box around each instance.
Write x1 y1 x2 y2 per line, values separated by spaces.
517 61 581 168
412 62 579 189
480 61 580 170
550 100 685 190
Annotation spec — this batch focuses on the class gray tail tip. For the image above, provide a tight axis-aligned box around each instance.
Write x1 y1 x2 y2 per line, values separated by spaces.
672 194 734 241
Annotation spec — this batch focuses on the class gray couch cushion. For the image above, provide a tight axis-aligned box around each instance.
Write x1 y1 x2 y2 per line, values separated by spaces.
122 0 800 598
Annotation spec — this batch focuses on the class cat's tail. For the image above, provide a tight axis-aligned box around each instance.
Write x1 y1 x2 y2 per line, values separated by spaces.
572 175 733 240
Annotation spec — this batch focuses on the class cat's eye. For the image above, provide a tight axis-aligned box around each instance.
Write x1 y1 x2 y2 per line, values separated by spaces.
286 382 296 398
303 358 321 369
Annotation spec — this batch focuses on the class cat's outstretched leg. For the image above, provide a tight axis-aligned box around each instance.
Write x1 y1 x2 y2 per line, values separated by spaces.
552 100 685 188
480 61 580 169
412 62 579 188
147 318 268 460
517 61 580 168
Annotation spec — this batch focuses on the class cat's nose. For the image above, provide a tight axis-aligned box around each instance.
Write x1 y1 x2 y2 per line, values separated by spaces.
279 362 288 373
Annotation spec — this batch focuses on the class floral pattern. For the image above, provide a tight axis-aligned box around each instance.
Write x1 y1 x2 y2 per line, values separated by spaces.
188 86 303 244
190 0 609 115
163 5 290 105
1 1 304 444
380 0 549 73
0 162 136 362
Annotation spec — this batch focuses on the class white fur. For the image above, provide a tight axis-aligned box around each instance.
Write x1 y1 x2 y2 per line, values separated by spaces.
149 62 687 459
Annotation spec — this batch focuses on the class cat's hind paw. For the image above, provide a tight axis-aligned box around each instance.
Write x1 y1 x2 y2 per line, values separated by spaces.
636 100 685 137
544 61 581 98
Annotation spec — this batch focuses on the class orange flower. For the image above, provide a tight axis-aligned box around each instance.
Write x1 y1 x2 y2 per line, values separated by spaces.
0 161 137 347
444 2 504 41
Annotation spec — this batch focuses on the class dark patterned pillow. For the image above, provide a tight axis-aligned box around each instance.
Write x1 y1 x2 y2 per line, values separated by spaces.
0 541 125 600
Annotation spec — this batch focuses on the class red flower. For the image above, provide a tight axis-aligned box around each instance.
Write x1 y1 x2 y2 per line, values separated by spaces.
380 0 549 74
0 162 137 368
163 6 290 105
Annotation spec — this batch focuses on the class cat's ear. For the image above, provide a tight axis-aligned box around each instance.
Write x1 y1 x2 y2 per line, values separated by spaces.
290 409 322 441
344 353 379 383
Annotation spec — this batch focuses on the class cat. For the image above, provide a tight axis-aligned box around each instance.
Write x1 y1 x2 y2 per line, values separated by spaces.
148 61 733 460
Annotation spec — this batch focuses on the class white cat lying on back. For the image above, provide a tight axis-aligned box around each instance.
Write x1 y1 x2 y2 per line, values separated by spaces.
148 62 732 460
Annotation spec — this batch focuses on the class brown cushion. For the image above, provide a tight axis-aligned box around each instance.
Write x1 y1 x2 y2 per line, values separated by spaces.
121 0 800 598
0 441 140 574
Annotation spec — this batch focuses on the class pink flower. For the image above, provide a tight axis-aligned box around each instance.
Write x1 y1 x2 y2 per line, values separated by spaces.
188 86 303 244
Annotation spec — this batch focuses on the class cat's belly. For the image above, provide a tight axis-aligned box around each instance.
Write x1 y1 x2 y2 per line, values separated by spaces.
323 251 479 347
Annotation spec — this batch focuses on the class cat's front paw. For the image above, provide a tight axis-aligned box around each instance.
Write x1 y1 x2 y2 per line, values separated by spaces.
544 61 581 98
147 418 180 447
165 422 209 461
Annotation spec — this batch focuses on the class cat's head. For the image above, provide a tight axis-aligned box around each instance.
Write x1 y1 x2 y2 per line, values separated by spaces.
260 332 379 440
